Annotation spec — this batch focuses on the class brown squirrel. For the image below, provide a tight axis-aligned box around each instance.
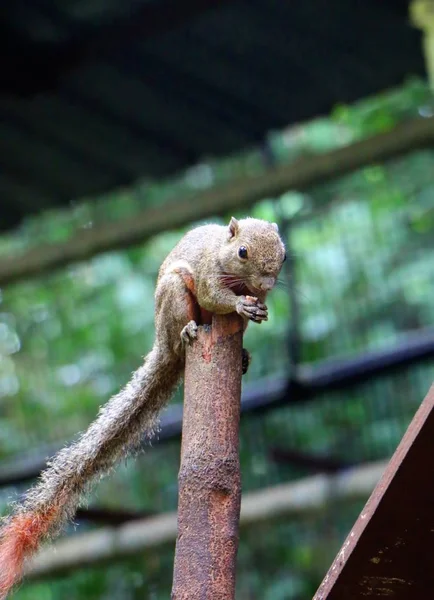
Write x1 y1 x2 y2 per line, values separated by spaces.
0 216 285 598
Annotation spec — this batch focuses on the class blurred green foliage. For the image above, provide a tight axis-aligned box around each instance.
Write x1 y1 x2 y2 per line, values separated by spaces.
1 78 434 598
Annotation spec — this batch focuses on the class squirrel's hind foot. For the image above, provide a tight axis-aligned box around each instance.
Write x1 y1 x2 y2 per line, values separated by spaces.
180 320 198 346
242 348 251 375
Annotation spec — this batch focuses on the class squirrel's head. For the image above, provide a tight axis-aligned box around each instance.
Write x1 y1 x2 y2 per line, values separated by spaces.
219 216 286 296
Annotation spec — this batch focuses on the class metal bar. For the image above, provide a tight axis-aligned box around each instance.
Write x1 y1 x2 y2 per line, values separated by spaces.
25 461 387 580
0 329 433 493
76 507 152 525
270 448 355 474
284 219 301 370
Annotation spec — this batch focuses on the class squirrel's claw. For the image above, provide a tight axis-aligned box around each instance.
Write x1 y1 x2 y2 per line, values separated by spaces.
180 320 198 345
236 296 268 323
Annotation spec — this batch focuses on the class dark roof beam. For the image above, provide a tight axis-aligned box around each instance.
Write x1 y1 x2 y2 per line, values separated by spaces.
62 85 198 169
263 0 424 99
136 49 274 136
0 105 132 186
0 173 55 211
0 121 116 198
0 0 234 95
117 48 259 145
22 0 266 142
188 8 318 118
0 150 67 202
102 53 250 154
147 28 284 126
6 2 199 163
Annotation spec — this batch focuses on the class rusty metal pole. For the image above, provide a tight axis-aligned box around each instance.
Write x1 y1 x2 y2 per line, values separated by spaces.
171 313 243 600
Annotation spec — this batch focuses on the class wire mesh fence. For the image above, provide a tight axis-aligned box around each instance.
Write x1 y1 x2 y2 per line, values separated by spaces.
1 145 434 598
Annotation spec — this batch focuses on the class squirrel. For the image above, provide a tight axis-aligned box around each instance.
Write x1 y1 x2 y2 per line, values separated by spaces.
0 216 286 598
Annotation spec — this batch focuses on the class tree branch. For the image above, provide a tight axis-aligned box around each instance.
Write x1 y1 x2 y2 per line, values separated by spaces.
2 117 434 287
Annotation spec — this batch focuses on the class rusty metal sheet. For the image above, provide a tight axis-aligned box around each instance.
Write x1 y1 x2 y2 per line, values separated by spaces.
314 384 434 599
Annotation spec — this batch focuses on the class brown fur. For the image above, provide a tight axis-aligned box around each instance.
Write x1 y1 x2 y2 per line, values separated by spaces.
0 217 285 597
0 506 61 598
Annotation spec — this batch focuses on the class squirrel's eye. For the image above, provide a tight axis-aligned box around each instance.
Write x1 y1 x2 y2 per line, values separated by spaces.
238 246 248 259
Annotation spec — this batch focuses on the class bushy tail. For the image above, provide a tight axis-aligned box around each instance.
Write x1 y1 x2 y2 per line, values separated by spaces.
0 344 182 598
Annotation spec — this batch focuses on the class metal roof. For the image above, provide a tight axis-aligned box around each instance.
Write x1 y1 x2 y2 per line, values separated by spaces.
0 0 425 231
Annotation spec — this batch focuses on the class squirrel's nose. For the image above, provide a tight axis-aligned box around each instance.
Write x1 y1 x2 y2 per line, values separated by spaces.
259 277 276 291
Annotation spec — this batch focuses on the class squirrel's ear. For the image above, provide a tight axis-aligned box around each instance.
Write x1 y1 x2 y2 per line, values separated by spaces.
227 217 240 240
271 222 279 232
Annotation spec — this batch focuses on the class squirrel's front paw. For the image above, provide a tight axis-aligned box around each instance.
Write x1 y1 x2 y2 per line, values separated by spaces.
180 320 198 345
236 295 268 323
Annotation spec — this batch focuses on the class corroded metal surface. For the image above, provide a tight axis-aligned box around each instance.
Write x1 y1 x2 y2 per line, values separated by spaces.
171 314 243 600
314 384 434 599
